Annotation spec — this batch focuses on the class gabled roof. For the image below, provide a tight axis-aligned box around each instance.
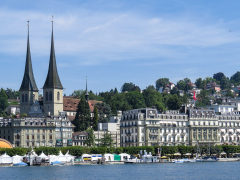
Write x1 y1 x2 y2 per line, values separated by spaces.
43 22 63 89
63 97 102 113
20 25 38 92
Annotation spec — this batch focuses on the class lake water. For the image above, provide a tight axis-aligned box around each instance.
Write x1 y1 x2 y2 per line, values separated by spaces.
2 162 240 180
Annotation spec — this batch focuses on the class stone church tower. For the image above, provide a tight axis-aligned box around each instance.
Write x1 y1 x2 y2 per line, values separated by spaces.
43 21 63 117
19 23 39 115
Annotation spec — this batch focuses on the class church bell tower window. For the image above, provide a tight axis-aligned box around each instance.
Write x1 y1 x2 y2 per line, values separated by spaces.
46 92 48 101
57 92 60 101
22 94 24 102
25 94 28 102
49 91 52 101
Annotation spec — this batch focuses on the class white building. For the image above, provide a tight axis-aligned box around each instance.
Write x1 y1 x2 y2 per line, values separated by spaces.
120 108 189 147
206 104 234 114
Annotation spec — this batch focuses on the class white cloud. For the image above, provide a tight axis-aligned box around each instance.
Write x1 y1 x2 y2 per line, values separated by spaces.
0 7 239 66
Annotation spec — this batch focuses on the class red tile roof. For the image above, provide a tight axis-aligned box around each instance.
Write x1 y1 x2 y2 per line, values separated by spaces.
63 98 102 113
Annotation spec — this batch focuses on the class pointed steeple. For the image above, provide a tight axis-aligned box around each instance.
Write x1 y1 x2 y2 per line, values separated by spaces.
43 20 63 89
85 76 89 101
20 21 38 92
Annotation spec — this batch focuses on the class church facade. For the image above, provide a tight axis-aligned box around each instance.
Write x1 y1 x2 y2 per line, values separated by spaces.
19 22 63 117
0 22 74 148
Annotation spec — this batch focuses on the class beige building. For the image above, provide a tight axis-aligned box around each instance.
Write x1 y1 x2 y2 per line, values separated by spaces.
188 109 219 146
0 115 74 148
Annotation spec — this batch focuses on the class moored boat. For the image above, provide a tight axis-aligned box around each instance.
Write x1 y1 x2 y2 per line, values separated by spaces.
51 161 65 166
13 162 28 166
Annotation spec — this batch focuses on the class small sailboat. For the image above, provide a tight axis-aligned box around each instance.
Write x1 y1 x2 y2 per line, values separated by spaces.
201 142 219 162
194 140 202 162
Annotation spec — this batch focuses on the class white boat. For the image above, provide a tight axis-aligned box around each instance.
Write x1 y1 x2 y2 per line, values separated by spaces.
201 156 219 162
51 161 65 166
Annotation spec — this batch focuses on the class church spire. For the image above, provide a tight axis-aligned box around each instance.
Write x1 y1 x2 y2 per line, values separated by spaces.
19 21 38 92
85 76 89 101
43 19 63 89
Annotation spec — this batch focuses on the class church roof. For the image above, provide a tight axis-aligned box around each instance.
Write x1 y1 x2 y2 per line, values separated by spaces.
43 22 63 89
19 24 38 92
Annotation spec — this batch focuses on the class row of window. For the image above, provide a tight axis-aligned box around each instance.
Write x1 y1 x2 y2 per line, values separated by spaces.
26 135 52 140
26 129 53 133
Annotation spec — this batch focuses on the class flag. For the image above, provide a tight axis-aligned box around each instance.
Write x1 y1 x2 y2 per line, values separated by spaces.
193 91 196 100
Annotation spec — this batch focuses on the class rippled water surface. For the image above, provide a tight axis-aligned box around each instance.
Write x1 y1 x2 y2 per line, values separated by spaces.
2 162 240 180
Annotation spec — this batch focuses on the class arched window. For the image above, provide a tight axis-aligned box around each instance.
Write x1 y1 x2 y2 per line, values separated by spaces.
49 91 52 101
25 94 28 102
22 94 24 102
33 94 35 103
57 92 60 101
45 92 48 101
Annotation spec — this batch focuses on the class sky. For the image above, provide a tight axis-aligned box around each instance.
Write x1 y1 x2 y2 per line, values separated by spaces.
1 0 240 95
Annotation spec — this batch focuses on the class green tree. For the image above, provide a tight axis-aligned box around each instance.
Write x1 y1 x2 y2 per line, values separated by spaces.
155 78 169 91
145 85 155 91
131 86 141 92
92 106 98 131
5 88 19 99
73 97 91 132
142 89 165 111
230 71 240 86
95 102 112 123
195 78 204 89
0 88 8 116
114 87 118 94
71 89 85 99
121 82 136 92
170 87 179 95
225 89 234 98
84 128 95 147
125 91 146 109
196 90 211 107
176 80 185 90
220 76 230 90
100 131 114 148
167 94 182 110
213 72 225 82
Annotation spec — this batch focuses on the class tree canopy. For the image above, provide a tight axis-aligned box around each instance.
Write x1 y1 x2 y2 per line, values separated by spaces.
72 98 91 132
155 78 169 91
0 88 8 116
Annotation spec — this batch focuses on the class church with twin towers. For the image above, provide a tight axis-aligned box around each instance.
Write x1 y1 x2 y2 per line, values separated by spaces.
19 21 64 117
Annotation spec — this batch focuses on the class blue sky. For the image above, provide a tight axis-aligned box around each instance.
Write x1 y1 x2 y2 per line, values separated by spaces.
1 0 240 95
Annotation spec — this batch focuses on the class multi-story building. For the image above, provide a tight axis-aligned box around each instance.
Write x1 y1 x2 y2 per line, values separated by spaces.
188 109 219 146
120 108 189 147
72 132 88 146
120 107 240 147
217 113 240 145
221 98 240 111
0 114 74 148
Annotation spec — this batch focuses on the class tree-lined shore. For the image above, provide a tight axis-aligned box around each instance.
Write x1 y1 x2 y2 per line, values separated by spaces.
1 145 239 157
